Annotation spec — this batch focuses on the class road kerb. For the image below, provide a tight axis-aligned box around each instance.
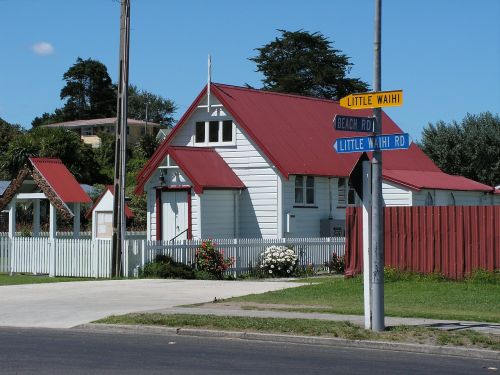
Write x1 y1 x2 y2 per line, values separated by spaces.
77 323 500 361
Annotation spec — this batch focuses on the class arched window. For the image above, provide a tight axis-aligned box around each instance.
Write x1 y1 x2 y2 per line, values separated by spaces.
425 192 434 206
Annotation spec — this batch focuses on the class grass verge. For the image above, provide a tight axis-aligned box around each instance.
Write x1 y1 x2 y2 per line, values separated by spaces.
0 273 94 286
229 275 500 323
95 313 500 351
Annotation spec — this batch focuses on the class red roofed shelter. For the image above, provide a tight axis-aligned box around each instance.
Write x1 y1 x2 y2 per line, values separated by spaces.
0 158 91 239
136 83 499 240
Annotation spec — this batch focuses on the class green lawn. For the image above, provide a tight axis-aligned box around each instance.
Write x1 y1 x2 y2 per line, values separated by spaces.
96 313 500 351
0 273 94 286
229 276 500 323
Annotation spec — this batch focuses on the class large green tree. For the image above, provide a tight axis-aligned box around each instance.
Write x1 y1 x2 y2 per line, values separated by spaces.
60 57 116 120
420 112 500 186
250 30 369 99
0 117 23 154
128 85 177 127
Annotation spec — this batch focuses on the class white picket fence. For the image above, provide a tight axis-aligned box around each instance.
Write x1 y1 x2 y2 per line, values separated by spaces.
0 237 112 278
122 237 345 277
1 236 345 278
0 231 147 239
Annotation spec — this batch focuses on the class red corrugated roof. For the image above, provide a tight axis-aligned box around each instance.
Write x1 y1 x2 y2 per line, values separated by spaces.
167 146 245 194
136 83 493 193
86 185 134 219
29 158 92 203
383 170 494 192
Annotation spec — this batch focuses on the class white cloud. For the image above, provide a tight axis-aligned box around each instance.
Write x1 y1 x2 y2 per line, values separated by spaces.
32 42 55 56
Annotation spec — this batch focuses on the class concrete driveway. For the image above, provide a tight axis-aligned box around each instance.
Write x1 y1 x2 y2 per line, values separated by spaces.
0 279 300 329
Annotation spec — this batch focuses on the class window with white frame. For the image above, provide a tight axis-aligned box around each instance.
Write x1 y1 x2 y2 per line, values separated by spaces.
295 175 315 206
195 120 234 145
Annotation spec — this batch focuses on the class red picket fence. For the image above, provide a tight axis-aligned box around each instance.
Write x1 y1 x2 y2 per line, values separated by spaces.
344 206 500 279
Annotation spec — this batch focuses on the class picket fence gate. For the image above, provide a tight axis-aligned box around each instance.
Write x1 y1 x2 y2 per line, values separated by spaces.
0 236 345 278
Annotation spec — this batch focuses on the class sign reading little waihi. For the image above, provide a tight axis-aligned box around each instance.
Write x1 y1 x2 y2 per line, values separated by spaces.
334 114 375 133
339 90 403 109
333 133 411 153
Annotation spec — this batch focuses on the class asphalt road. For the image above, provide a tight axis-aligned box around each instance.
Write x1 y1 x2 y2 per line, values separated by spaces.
0 327 498 375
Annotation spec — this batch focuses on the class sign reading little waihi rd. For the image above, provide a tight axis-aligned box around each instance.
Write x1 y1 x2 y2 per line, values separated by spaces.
333 133 411 153
334 114 375 133
339 90 403 109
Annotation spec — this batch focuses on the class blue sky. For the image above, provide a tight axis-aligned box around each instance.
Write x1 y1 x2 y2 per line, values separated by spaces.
0 0 498 140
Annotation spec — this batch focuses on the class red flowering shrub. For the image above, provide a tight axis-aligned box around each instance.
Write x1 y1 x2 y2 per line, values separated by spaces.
195 239 234 279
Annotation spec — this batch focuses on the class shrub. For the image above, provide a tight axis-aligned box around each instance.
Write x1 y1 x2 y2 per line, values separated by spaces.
383 267 445 282
467 269 499 284
195 239 234 280
140 254 195 279
259 245 298 277
326 253 345 274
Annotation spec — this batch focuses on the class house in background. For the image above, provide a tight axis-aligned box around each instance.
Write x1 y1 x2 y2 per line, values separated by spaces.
42 118 167 148
136 83 500 241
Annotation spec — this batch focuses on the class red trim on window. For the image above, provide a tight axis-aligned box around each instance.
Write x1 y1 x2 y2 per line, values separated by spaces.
155 186 192 241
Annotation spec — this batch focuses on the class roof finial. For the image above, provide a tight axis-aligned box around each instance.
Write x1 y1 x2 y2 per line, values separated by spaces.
207 54 211 113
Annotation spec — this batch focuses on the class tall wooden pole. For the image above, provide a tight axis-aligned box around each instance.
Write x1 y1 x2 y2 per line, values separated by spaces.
371 0 385 331
112 0 131 277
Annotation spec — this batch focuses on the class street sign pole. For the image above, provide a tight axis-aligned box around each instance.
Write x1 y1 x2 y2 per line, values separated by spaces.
362 161 372 329
371 0 385 332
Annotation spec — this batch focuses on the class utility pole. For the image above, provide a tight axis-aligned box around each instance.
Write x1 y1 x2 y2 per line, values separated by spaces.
371 0 385 331
111 0 131 278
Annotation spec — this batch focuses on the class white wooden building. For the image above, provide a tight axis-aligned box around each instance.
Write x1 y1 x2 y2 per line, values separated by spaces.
87 186 134 239
136 84 500 241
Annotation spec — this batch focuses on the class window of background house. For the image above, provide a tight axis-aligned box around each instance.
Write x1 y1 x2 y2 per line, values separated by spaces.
425 192 434 206
295 176 304 204
195 122 205 143
295 175 315 205
82 127 93 136
449 192 456 206
337 178 347 207
306 176 314 204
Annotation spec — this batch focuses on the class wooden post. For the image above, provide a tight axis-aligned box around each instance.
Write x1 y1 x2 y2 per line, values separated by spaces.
49 204 56 277
49 204 57 240
8 199 16 239
73 202 80 238
33 199 40 237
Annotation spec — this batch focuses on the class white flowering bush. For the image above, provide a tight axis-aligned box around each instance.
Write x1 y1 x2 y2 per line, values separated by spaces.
259 245 298 277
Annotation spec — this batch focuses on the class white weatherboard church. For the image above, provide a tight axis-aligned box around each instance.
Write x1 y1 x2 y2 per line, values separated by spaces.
135 83 500 242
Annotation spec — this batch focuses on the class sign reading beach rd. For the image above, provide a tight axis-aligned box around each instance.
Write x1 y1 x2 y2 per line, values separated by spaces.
339 90 403 109
334 114 375 133
333 133 411 153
